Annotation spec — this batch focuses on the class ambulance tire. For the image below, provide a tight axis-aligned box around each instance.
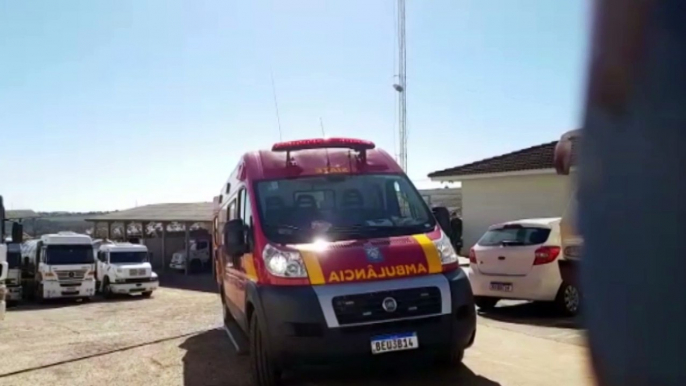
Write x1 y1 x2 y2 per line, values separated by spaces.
436 342 464 369
142 291 153 298
250 313 281 386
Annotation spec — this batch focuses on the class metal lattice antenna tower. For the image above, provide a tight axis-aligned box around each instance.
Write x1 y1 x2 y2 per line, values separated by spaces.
393 0 407 172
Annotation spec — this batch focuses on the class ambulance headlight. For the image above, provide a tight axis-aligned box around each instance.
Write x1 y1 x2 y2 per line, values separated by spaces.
262 244 307 278
433 232 459 265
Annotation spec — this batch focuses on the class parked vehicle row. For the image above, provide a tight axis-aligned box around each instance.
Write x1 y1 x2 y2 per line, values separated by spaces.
0 230 158 306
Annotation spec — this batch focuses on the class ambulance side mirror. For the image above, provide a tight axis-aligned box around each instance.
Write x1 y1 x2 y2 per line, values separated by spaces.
223 219 247 257
432 206 451 236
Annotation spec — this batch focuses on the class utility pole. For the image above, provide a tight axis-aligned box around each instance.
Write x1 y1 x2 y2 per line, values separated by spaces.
393 0 407 172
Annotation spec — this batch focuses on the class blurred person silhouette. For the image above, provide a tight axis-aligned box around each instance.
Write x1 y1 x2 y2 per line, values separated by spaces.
580 0 686 385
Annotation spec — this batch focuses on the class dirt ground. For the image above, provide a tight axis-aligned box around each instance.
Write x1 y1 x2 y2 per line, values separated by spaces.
0 273 594 386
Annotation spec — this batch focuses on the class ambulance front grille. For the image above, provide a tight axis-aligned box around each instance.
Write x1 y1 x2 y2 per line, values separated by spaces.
332 286 441 326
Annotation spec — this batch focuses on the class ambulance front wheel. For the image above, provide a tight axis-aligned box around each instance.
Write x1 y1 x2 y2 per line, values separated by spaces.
436 343 465 369
249 312 281 386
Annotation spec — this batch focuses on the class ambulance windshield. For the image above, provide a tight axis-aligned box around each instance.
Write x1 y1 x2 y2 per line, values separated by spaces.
256 174 435 243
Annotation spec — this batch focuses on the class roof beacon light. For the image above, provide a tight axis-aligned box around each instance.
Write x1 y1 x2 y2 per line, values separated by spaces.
271 138 375 152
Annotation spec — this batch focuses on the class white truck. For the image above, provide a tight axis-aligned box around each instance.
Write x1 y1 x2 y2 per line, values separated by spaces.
95 242 158 297
21 232 97 301
5 242 22 303
169 238 210 272
0 196 13 318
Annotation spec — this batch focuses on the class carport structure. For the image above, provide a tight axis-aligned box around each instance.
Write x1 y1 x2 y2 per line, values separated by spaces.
86 202 214 275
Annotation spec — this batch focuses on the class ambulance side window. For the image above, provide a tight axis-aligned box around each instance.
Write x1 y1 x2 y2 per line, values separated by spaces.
227 200 237 220
238 188 254 250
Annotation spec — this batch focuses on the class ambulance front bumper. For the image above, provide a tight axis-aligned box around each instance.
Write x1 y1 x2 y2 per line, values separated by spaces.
256 270 476 368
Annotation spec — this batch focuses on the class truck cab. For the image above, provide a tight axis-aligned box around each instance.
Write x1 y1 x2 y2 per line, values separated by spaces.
0 244 7 319
215 138 476 386
169 238 210 272
5 242 22 302
95 243 158 297
22 232 97 300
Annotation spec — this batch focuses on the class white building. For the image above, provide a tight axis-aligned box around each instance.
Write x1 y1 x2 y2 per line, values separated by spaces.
429 141 576 250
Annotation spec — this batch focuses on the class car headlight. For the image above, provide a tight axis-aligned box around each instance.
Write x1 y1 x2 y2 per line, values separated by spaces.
262 244 307 278
433 232 459 265
116 268 123 274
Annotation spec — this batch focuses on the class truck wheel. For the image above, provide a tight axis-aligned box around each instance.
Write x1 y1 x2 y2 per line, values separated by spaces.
35 284 45 303
142 291 153 298
250 312 280 386
103 278 114 299
190 259 202 274
474 296 499 311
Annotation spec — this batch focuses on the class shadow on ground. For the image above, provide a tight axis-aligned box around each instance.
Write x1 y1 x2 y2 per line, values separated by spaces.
158 271 217 294
180 329 500 386
7 293 148 312
478 301 582 329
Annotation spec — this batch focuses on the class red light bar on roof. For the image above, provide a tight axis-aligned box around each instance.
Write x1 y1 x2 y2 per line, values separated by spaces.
271 138 375 152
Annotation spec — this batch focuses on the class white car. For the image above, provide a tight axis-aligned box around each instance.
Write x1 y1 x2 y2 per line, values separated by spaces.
467 217 580 315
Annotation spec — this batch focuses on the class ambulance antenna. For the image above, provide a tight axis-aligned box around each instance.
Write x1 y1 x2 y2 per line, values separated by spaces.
270 70 283 141
320 117 331 169
319 117 326 137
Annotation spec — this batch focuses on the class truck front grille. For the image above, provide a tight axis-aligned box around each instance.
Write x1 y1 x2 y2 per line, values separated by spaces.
332 286 442 326
56 270 86 281
123 277 156 284
129 269 146 276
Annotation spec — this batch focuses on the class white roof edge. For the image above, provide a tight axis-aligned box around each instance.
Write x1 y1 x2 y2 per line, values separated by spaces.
430 168 557 182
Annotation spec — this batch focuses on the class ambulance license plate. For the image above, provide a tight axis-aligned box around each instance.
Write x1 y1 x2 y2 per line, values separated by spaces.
370 332 418 354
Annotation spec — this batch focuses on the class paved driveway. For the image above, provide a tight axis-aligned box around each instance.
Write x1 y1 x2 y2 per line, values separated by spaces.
0 275 593 386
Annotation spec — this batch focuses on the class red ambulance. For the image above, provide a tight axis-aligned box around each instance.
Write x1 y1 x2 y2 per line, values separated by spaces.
214 138 476 385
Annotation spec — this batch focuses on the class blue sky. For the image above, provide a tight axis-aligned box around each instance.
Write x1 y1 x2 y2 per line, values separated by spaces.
0 0 589 212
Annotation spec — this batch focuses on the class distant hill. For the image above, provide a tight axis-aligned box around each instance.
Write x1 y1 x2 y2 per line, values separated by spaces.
19 211 114 236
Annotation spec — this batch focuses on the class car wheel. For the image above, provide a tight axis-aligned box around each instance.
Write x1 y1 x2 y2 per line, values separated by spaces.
142 291 153 298
474 296 499 311
556 282 581 316
250 312 281 386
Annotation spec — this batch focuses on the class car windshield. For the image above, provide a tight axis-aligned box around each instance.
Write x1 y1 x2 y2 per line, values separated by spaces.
110 251 147 264
255 174 435 244
478 226 551 247
46 244 94 265
7 244 21 268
